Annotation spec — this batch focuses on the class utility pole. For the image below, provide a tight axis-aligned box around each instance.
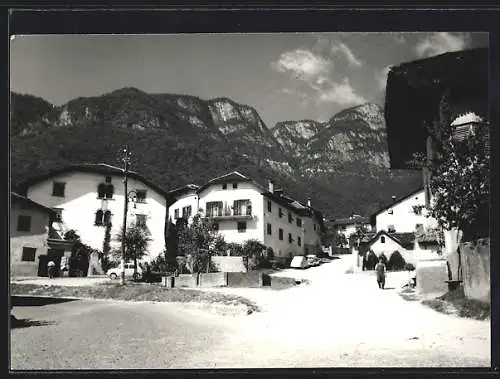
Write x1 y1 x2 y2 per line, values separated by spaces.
120 145 132 285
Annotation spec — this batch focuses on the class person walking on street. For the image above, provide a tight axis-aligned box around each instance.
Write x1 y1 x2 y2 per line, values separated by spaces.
48 260 56 278
375 257 386 289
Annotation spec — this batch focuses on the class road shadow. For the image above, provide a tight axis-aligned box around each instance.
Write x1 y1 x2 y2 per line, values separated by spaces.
11 295 78 307
10 315 56 329
383 287 396 290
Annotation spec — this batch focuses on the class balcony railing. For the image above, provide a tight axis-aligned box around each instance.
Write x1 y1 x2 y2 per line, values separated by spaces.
205 208 252 220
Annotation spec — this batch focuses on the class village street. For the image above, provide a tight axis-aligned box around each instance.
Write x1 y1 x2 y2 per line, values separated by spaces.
10 257 490 369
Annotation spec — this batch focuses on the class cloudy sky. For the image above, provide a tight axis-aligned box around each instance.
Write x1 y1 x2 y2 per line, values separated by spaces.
10 32 488 127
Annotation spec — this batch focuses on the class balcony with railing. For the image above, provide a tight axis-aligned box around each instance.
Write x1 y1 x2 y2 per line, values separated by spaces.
204 200 253 220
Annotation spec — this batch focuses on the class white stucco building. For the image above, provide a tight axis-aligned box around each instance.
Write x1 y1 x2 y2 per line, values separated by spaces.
18 163 170 262
372 188 438 234
168 171 324 260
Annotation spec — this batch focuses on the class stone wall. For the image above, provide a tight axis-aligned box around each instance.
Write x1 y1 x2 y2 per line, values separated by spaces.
227 272 263 287
461 238 490 304
199 272 228 288
415 259 449 296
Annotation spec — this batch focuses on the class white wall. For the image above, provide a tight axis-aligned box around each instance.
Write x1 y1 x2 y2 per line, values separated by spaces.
263 197 305 258
368 235 440 265
375 190 438 233
198 182 265 245
168 192 198 224
302 215 321 254
26 171 168 261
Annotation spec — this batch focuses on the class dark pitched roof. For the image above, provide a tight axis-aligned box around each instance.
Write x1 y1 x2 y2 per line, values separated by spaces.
196 171 260 194
370 187 424 218
11 192 56 215
16 163 171 200
365 230 416 248
384 47 488 169
169 184 200 199
333 216 370 226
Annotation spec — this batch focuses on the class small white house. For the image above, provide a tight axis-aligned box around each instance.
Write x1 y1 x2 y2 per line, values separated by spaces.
361 230 441 265
168 171 324 260
18 163 170 262
333 215 372 240
372 188 438 234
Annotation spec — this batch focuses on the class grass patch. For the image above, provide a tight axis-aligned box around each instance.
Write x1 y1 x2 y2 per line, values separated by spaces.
422 287 490 320
10 283 260 313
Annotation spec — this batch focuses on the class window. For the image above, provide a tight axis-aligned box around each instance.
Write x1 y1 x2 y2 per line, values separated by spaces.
381 236 386 243
279 208 283 218
136 214 147 228
182 205 192 219
50 208 63 223
233 183 238 189
174 209 179 219
21 247 36 261
288 212 293 223
267 200 272 212
297 218 302 227
206 201 223 217
233 199 251 216
279 228 284 240
52 182 66 197
388 225 396 233
298 237 302 246
288 233 293 243
237 221 247 233
105 176 112 183
105 184 114 199
17 215 31 232
95 210 104 226
103 211 112 226
136 190 147 203
267 223 272 235
222 184 227 190
313 224 317 231
98 183 106 199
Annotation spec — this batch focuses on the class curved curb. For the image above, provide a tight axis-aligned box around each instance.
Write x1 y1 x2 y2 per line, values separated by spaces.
11 293 256 317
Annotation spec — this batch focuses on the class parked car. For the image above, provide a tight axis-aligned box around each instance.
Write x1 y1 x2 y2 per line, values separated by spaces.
306 255 321 267
107 263 143 280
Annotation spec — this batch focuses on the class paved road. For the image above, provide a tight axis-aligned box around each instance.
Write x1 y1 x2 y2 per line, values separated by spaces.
10 299 234 370
10 257 490 369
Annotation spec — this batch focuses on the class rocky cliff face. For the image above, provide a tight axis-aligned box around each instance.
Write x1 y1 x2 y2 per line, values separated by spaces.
10 89 421 219
273 103 389 175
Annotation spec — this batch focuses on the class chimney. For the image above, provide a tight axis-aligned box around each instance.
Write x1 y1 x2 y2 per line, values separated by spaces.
391 195 397 202
307 198 311 207
268 180 274 193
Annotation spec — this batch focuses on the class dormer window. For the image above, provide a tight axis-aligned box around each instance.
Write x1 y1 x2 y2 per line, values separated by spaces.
52 182 66 197
136 190 147 203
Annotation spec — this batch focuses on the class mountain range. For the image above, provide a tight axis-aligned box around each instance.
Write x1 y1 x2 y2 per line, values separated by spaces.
10 87 422 221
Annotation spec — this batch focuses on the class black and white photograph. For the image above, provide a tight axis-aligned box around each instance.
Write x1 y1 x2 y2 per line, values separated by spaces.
9 29 490 369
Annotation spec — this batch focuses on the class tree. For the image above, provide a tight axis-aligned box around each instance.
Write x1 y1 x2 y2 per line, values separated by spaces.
387 251 406 271
114 222 152 277
335 232 348 248
428 123 490 242
64 230 99 277
241 239 267 270
101 222 114 272
177 212 221 273
165 217 179 271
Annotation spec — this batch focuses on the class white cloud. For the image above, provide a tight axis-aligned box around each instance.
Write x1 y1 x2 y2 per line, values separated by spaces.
415 32 470 58
318 78 367 106
375 65 392 90
331 42 363 67
272 49 333 81
273 48 366 107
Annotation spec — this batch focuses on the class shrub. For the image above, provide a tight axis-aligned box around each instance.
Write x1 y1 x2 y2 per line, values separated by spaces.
226 242 244 256
405 263 416 271
387 251 406 271
365 250 378 270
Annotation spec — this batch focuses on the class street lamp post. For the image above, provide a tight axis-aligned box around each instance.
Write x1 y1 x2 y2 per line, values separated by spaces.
120 145 132 285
